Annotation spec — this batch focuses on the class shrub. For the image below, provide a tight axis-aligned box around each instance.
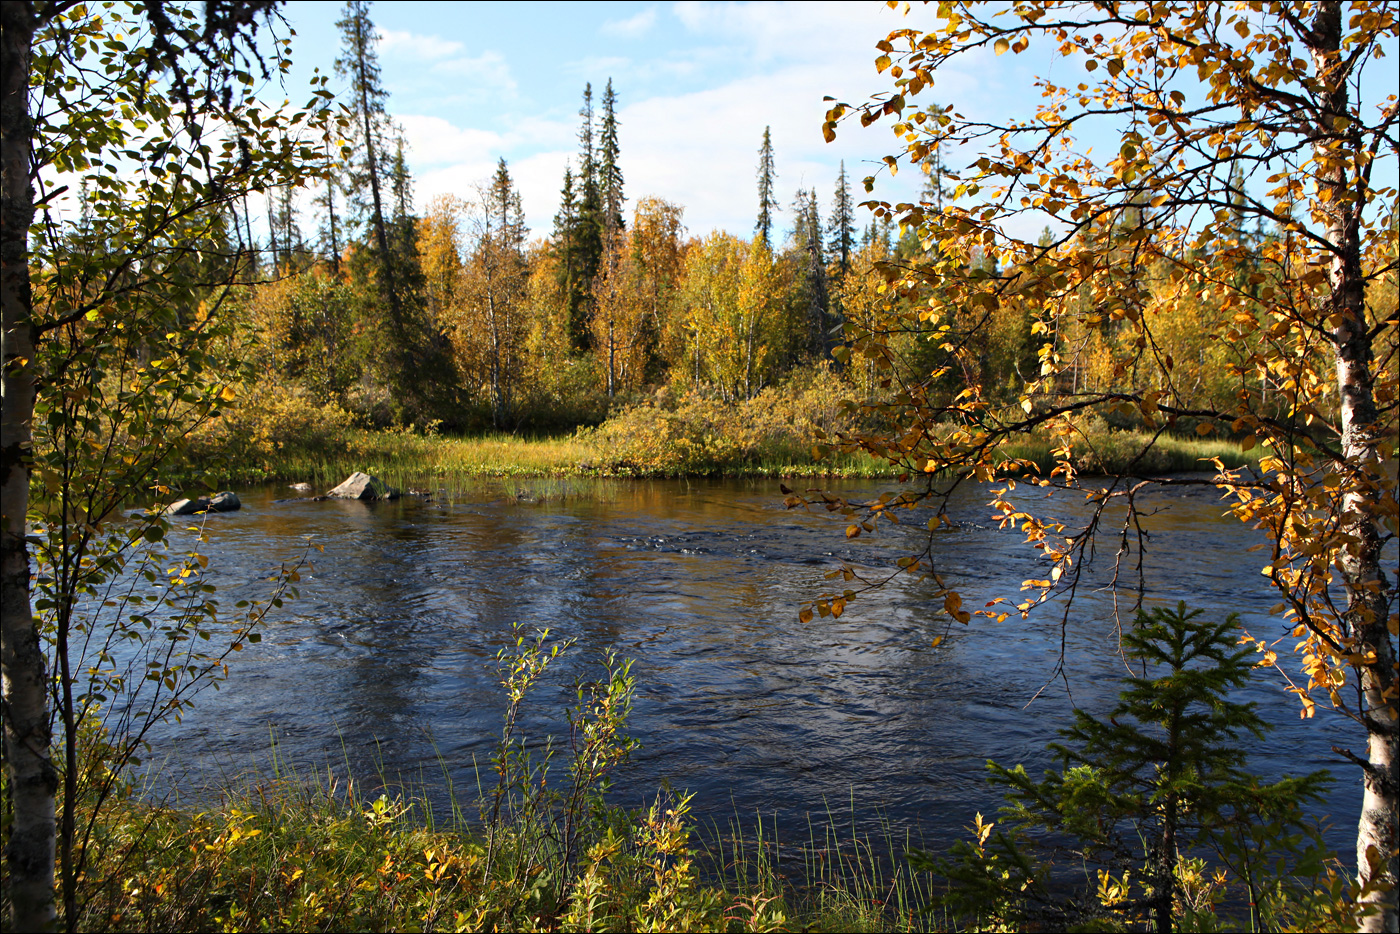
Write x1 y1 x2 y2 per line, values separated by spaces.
186 379 355 473
919 603 1350 933
585 365 863 475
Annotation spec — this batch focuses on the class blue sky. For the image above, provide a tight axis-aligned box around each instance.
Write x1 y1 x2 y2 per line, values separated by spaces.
262 1 1395 246
273 1 1005 240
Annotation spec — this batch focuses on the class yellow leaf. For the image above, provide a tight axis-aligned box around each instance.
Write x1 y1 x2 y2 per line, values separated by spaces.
930 635 944 648
994 38 1009 55
219 385 237 402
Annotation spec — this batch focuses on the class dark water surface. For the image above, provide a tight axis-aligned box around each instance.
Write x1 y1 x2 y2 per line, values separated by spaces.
149 476 1366 858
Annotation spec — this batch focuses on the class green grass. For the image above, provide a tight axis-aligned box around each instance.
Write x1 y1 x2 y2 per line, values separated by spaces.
184 421 1261 490
56 769 947 933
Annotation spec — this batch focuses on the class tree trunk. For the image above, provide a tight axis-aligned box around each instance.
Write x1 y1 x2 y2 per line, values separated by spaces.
1 5 57 930
1306 6 1398 930
353 14 401 331
327 176 341 276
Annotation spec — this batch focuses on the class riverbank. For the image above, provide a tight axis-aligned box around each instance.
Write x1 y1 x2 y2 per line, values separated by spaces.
181 409 1261 489
173 373 1264 488
63 769 933 933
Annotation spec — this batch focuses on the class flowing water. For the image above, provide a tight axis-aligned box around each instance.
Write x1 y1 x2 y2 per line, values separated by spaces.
147 476 1366 857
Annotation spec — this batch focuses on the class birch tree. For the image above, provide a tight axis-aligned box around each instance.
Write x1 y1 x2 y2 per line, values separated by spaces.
817 3 1398 928
2 3 331 929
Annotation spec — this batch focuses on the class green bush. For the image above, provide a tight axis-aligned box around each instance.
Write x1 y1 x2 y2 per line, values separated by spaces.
919 603 1353 933
585 365 862 476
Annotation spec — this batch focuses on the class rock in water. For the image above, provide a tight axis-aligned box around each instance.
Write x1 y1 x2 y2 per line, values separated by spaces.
326 471 401 501
290 482 313 491
207 491 241 512
163 491 241 515
164 498 201 516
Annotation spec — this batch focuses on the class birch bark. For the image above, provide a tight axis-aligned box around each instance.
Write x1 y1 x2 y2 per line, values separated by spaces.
0 5 57 930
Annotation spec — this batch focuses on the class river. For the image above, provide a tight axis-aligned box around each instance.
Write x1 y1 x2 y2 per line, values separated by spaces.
144 475 1366 859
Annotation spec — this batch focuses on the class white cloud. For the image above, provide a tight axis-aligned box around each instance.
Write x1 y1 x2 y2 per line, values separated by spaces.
385 1 1016 238
601 7 658 39
430 51 519 98
672 0 894 64
396 115 505 168
376 29 464 61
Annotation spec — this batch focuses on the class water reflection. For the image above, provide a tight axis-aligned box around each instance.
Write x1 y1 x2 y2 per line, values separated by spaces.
151 477 1367 857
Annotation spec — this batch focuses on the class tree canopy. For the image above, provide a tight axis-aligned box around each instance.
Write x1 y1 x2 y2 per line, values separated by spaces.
818 2 1397 928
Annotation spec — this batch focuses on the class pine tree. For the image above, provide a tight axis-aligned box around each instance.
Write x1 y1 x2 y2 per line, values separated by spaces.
755 126 778 246
598 78 624 236
827 161 855 279
792 189 829 359
334 0 403 325
926 604 1334 933
566 83 604 351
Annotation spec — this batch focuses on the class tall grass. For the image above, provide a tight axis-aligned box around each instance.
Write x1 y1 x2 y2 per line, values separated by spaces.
45 629 947 933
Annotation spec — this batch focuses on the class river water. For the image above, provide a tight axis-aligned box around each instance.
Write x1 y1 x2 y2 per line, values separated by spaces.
147 476 1366 858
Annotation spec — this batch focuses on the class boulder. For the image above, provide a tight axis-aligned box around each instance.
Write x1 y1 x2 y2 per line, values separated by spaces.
164 491 241 516
289 482 313 491
207 491 241 512
326 471 400 501
164 498 201 516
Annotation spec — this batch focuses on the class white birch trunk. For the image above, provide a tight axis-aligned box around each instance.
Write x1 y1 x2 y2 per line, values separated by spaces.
1 6 57 929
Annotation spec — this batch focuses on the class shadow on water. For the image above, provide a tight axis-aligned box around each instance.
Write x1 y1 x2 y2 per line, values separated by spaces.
146 475 1369 859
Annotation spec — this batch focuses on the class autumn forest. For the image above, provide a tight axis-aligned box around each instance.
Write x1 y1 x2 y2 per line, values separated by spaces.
2 2 1397 933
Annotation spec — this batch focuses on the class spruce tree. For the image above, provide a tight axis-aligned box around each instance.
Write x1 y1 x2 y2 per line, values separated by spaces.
565 83 604 351
552 164 578 329
927 603 1335 934
314 149 343 275
598 78 624 236
265 189 281 270
792 189 829 359
827 161 855 279
755 126 778 245
334 0 404 327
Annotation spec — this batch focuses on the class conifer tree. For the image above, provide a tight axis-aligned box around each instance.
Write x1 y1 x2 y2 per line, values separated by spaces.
792 189 829 358
265 190 281 270
755 126 779 245
314 143 344 275
928 604 1334 933
550 164 580 342
598 78 625 236
334 0 403 325
565 83 604 351
461 159 529 428
827 161 856 279
920 104 954 215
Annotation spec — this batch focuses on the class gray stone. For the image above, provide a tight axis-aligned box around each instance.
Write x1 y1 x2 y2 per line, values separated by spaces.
207 491 241 512
164 498 201 516
289 482 313 491
164 491 241 516
326 471 400 501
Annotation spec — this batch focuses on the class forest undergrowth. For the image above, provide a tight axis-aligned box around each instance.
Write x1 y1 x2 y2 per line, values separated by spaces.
176 366 1260 489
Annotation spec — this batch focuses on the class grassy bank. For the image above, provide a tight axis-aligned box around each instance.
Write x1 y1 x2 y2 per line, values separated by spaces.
63 773 934 934
184 425 1259 490
12 619 1353 933
182 384 1261 488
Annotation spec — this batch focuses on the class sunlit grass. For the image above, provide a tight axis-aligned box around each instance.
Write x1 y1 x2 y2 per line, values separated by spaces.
184 409 1261 490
